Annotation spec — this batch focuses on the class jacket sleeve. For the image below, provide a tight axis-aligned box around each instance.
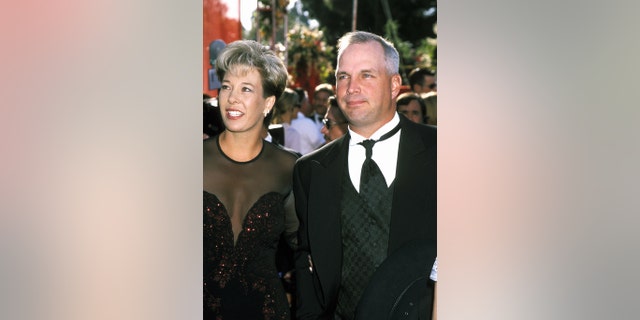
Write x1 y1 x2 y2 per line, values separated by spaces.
293 160 326 319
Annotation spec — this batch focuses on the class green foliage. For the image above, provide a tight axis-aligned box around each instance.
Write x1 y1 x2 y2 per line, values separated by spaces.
415 37 437 69
286 26 335 84
382 17 438 76
298 0 437 77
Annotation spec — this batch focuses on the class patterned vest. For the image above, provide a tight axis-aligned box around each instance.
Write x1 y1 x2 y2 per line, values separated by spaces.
336 163 394 319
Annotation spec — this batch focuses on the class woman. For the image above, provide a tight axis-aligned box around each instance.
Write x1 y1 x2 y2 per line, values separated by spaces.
203 40 298 319
270 88 303 154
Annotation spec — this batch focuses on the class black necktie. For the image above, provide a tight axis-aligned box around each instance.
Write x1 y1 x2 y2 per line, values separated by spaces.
358 123 401 207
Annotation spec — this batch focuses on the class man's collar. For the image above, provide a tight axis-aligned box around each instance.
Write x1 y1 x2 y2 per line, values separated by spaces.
348 113 401 145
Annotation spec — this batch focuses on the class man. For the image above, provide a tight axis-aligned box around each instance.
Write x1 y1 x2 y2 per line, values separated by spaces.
408 67 437 94
291 87 326 154
396 92 427 124
293 31 437 320
310 83 335 131
320 95 349 143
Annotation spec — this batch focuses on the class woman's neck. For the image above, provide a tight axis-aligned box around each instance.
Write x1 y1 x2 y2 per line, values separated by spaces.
219 130 264 162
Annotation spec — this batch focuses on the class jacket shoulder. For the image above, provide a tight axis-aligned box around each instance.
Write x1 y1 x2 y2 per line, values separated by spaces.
401 116 437 146
297 135 347 166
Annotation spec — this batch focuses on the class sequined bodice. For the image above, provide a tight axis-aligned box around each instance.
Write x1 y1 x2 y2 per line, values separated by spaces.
204 190 285 278
203 191 290 319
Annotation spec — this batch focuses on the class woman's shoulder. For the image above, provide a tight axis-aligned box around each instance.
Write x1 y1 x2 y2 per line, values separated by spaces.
203 135 219 157
264 140 301 161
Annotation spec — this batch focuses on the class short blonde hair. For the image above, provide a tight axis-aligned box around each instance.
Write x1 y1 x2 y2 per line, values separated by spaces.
215 40 288 99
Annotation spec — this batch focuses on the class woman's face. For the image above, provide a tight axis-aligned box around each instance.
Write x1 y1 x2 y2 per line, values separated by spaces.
218 66 275 134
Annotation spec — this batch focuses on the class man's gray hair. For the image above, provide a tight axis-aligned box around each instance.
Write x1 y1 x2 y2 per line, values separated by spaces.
336 31 400 75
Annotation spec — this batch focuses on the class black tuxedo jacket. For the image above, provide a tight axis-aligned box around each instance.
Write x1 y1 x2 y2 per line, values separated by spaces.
293 115 437 319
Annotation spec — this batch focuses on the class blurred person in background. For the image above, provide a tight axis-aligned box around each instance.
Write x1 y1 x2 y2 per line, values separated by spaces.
396 92 427 124
320 95 349 143
310 83 335 130
203 93 225 140
408 67 436 94
422 91 437 126
270 88 304 154
290 87 325 154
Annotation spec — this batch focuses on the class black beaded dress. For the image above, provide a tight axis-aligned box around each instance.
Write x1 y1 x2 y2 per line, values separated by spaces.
203 135 299 320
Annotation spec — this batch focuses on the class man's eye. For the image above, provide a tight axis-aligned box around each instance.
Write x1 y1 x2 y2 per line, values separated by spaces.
337 74 348 80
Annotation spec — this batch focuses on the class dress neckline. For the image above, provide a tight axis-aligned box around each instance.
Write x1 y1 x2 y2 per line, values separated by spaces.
216 135 265 164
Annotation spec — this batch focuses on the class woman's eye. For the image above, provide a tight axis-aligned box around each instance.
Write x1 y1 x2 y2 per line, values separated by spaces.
242 87 253 92
220 85 230 90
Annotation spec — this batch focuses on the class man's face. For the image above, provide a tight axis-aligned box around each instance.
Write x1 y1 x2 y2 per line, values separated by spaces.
335 41 401 136
423 75 436 93
313 91 331 116
414 75 436 94
397 99 424 124
320 106 348 143
412 74 436 94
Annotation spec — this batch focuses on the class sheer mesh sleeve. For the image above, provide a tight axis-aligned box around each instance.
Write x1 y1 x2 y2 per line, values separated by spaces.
282 189 299 250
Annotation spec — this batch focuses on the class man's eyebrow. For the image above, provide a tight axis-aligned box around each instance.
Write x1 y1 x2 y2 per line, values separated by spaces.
360 68 377 74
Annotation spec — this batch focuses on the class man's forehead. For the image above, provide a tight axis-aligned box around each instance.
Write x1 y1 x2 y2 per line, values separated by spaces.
338 43 383 67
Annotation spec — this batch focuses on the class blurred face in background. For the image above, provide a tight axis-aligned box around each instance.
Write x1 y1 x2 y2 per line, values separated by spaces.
313 90 331 116
397 99 425 124
321 103 349 143
421 74 436 93
298 91 314 117
282 103 298 124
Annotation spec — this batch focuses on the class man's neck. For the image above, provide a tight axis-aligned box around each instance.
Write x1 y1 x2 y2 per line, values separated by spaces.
349 113 400 140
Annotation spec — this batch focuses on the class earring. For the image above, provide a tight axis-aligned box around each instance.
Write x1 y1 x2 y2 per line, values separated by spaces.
264 110 270 117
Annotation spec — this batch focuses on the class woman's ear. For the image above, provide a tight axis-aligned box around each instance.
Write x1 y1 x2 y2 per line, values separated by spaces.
265 95 276 113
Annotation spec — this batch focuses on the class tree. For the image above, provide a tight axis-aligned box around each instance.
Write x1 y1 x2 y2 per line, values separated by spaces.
299 0 437 75
300 0 436 43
